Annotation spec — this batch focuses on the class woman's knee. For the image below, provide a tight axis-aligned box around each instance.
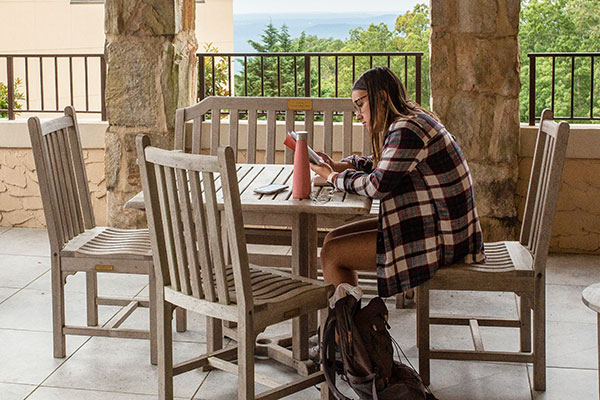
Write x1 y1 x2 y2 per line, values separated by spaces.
322 230 337 246
320 239 344 272
320 239 334 266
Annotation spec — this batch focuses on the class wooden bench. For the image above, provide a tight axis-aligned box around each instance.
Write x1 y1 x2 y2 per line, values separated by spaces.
174 96 387 297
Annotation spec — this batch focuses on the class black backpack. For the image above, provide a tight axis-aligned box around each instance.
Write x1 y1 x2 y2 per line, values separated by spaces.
321 295 437 400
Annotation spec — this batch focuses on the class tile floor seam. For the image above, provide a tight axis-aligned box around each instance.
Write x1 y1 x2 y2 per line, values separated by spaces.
0 254 50 258
24 272 52 289
22 384 40 399
22 334 94 399
525 365 535 399
0 252 51 257
0 327 53 334
547 282 592 287
173 339 209 344
28 383 170 398
190 369 212 399
0 286 33 306
0 267 52 293
0 381 37 386
547 365 598 371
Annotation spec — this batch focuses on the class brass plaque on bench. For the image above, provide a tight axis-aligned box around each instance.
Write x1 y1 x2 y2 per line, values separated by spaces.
287 99 313 110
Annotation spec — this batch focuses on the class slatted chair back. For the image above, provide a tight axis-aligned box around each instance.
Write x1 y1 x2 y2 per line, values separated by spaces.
519 109 570 273
28 106 95 253
174 96 366 162
137 135 253 310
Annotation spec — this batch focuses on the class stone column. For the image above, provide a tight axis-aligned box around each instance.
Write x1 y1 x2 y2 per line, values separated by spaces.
104 0 197 227
429 0 521 241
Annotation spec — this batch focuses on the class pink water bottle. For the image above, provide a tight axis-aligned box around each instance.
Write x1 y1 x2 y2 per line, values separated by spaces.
292 131 311 199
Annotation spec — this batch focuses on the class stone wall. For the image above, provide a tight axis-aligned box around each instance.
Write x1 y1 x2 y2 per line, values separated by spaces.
0 148 106 228
0 119 108 228
429 0 521 241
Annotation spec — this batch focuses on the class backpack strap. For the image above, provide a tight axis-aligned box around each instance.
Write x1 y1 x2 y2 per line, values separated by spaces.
321 308 352 400
345 371 379 400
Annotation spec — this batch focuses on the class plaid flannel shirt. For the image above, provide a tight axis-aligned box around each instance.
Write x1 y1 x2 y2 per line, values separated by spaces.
333 113 485 297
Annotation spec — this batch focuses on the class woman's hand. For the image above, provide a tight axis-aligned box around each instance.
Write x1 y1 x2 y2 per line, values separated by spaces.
310 159 334 180
316 152 354 173
316 152 335 168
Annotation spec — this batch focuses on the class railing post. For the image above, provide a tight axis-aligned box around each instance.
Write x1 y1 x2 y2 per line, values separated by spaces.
212 56 216 97
415 54 422 105
100 55 107 121
198 54 205 101
528 55 536 126
304 55 311 97
7 56 15 120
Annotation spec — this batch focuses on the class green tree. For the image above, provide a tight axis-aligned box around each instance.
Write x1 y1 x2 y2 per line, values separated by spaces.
394 3 431 106
237 22 294 97
343 23 397 52
0 78 25 119
202 43 230 98
235 23 343 97
291 32 345 97
395 3 430 50
519 0 600 122
332 23 399 98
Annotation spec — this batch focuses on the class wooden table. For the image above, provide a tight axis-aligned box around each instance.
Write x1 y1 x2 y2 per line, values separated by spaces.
582 282 600 399
126 163 372 375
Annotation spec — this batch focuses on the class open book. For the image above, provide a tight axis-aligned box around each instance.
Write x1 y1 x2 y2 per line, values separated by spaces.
283 131 324 165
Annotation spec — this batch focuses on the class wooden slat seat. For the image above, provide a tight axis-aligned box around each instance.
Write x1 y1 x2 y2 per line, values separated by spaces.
62 227 152 258
436 241 533 275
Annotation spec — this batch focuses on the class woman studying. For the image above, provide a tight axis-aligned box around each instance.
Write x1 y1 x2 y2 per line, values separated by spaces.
311 66 486 297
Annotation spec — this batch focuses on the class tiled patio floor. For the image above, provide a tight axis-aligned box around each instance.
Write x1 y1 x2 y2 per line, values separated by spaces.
0 227 599 399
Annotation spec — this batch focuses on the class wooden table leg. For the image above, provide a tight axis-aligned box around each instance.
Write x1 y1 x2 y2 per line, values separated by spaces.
291 212 318 368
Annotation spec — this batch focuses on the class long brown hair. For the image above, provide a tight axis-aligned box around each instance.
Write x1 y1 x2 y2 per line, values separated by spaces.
352 66 438 164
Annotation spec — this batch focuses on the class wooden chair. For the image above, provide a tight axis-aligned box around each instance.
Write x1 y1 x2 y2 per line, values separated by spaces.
136 135 333 399
28 106 164 363
416 109 570 391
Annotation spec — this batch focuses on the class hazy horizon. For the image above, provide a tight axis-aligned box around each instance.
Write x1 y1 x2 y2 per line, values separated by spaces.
234 0 422 14
234 11 402 52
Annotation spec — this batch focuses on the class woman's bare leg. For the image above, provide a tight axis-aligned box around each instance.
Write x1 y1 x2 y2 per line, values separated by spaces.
320 226 378 288
323 217 378 245
322 217 413 301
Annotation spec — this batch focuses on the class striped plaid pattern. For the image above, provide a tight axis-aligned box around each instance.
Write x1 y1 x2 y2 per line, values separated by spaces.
334 113 485 297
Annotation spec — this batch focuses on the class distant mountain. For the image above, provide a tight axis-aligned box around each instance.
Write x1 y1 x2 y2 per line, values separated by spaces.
234 12 398 52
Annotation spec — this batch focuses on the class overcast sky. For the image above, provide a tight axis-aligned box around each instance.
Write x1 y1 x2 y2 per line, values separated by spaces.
234 0 424 14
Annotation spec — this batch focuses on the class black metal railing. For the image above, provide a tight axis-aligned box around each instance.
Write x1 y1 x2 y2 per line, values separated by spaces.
0 54 106 120
197 51 423 104
528 52 600 125
1 51 423 121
